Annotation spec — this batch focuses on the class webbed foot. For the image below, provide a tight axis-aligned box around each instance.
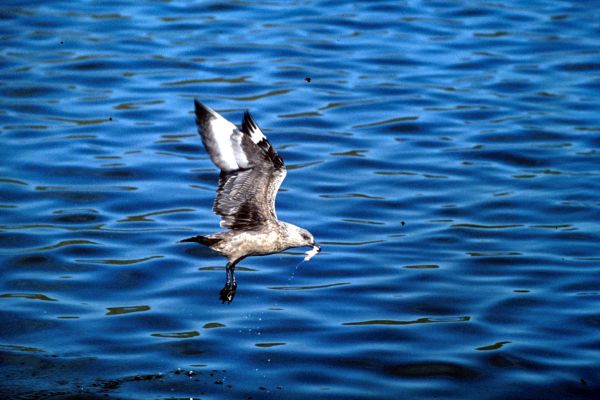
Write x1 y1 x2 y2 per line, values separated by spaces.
219 281 237 303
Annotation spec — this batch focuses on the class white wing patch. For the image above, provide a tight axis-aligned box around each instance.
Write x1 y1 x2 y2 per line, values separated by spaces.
248 124 265 144
196 100 285 176
205 114 239 171
196 101 257 172
230 130 250 169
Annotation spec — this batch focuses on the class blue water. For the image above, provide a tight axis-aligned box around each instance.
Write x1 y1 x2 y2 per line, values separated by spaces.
1 1 599 398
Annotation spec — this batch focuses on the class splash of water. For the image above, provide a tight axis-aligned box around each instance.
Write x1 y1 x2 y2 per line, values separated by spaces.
288 258 305 282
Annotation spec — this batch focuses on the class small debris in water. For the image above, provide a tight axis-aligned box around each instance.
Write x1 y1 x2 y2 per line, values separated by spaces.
305 77 312 83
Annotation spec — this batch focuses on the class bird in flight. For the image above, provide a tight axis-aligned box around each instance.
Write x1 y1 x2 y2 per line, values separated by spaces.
181 100 320 302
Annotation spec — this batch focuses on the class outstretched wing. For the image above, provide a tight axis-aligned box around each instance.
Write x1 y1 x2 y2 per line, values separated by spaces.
213 167 287 230
194 100 253 171
241 110 284 170
193 99 286 229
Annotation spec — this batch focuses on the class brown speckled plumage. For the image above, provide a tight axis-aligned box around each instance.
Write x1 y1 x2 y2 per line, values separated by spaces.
181 100 320 301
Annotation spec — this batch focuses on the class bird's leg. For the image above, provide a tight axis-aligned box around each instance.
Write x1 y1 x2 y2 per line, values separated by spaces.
220 261 237 303
226 261 238 286
231 265 237 286
225 262 233 286
227 261 238 290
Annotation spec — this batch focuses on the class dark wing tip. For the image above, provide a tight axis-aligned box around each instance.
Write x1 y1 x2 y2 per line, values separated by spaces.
193 99 210 117
241 110 259 134
240 110 285 170
270 149 285 170
261 137 285 170
193 99 216 131
193 98 204 114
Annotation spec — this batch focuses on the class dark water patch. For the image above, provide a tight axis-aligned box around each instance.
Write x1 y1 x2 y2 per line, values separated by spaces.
33 190 107 203
319 193 385 200
118 208 194 223
45 116 114 126
156 143 203 156
98 168 139 180
0 344 45 353
1 85 64 99
402 264 440 269
255 342 286 348
557 62 600 72
0 293 58 302
62 58 122 72
467 252 523 257
203 322 225 329
11 253 57 268
383 362 480 379
34 239 99 252
151 330 200 339
155 150 205 161
105 305 150 316
342 218 385 226
343 316 469 326
51 212 100 224
77 255 163 266
0 177 29 186
467 148 547 167
269 282 350 291
488 78 535 93
0 351 110 399
352 116 419 130
475 341 511 351
452 223 524 229
0 232 44 251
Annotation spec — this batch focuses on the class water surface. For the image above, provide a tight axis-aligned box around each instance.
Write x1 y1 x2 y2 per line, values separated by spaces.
1 1 600 399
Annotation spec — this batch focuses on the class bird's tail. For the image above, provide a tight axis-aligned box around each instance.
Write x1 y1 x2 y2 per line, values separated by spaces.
179 235 221 247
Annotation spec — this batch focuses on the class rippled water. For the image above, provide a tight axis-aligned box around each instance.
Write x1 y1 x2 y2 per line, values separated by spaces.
2 1 600 399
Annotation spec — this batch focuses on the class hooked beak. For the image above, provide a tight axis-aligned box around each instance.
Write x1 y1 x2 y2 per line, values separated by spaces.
312 242 321 252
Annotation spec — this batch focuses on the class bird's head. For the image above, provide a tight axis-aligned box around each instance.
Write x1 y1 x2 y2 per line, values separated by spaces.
283 222 320 252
